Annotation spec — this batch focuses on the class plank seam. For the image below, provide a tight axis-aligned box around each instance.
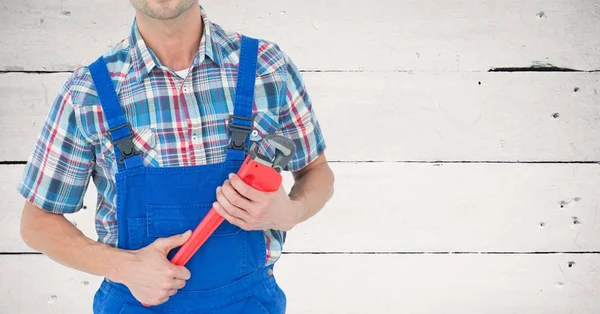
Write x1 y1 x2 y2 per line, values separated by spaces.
2 69 599 74
283 251 600 255
329 161 600 164
489 66 600 72
4 251 600 255
0 70 72 74
3 161 600 165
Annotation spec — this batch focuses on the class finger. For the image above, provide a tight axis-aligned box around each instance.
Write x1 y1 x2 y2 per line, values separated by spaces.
221 180 255 211
152 230 192 252
167 289 179 297
171 265 191 280
228 173 267 203
157 296 169 305
170 278 186 290
216 186 252 222
213 201 249 230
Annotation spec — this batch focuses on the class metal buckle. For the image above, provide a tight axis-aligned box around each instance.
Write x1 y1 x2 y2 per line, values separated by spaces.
107 123 141 165
226 115 253 151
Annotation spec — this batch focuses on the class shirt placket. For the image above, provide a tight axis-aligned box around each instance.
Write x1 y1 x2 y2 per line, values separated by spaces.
178 74 202 165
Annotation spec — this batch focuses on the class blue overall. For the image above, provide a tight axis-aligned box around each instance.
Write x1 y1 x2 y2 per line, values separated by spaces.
89 36 286 314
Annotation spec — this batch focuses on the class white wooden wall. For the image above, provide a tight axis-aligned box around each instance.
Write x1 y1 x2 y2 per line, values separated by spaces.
1 0 600 313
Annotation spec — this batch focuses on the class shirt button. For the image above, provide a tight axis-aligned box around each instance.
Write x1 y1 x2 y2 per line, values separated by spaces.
183 87 189 93
192 135 199 143
251 129 259 137
267 268 273 277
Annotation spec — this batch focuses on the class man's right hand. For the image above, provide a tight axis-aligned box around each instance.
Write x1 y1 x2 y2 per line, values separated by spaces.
116 230 193 306
20 202 194 306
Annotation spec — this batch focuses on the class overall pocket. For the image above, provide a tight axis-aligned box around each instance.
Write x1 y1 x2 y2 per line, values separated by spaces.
126 202 249 291
146 203 240 237
127 203 241 250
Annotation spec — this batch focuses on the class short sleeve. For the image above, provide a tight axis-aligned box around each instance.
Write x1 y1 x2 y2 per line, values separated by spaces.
278 52 327 172
16 76 95 214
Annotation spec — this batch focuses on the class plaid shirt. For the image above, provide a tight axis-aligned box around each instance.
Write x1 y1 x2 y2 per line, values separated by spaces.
17 6 326 266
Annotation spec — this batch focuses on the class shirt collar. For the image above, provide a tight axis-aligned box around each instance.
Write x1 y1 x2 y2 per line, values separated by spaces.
129 5 222 83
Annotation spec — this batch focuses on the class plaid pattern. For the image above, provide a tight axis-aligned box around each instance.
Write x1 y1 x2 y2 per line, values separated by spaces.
17 6 326 266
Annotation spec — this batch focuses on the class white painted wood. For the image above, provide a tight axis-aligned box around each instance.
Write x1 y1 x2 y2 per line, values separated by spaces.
3 1 599 313
3 72 599 162
284 162 600 253
2 254 600 313
0 73 65 161
1 165 99 253
4 162 600 253
1 0 599 71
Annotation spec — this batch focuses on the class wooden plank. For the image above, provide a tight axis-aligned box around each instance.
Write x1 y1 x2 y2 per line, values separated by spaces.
285 163 600 252
1 165 98 253
2 254 600 313
0 73 65 161
1 0 599 71
2 72 600 162
4 162 600 253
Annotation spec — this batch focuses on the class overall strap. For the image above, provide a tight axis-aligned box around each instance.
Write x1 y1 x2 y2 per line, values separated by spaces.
226 35 259 162
89 56 144 171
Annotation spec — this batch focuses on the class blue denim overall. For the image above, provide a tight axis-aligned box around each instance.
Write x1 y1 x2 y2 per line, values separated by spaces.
89 36 286 313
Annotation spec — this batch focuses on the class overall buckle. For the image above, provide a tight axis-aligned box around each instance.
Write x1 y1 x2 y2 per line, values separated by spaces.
107 123 141 165
226 115 253 151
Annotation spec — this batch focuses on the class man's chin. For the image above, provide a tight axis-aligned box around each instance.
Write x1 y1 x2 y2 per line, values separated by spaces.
131 0 196 20
142 7 185 20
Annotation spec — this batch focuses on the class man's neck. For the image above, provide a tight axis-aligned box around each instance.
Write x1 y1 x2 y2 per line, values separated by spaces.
134 5 203 71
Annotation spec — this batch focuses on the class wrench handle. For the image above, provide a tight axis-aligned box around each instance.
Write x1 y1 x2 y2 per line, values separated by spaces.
170 210 224 266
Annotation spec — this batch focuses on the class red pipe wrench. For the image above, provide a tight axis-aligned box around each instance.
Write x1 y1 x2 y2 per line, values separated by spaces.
170 134 296 266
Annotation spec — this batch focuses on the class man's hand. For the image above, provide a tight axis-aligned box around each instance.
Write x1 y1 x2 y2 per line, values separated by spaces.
213 173 305 232
115 231 192 306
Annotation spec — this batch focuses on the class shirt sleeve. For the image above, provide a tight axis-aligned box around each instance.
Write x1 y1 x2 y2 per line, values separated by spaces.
278 51 327 172
16 75 95 214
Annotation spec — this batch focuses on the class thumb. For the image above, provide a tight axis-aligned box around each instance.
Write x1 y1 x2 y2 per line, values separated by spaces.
152 230 192 252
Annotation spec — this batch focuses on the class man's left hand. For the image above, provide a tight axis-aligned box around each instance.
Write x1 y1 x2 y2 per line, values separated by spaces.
213 173 305 232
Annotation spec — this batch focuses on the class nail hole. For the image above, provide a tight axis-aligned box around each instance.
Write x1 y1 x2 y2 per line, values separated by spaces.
572 217 581 224
478 81 481 85
574 87 580 92
568 261 575 268
551 112 560 119
539 222 545 227
47 295 58 304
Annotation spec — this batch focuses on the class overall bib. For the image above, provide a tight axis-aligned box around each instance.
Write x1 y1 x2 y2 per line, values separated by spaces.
89 36 286 314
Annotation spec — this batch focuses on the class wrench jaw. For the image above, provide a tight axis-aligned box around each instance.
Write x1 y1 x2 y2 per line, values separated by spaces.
249 134 297 173
264 134 296 172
